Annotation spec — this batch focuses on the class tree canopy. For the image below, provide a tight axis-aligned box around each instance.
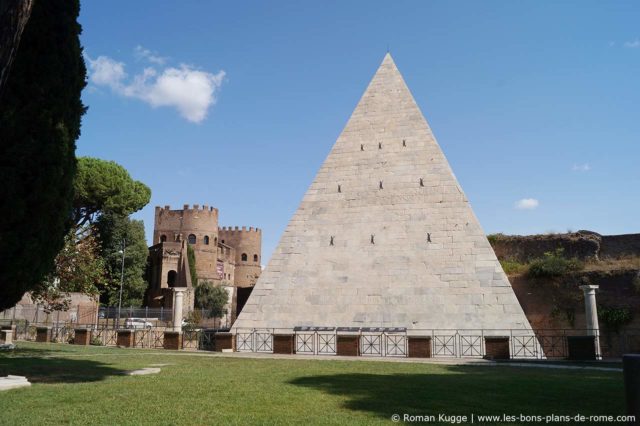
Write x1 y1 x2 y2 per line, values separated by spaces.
194 282 229 319
31 227 108 313
73 157 151 228
96 213 149 307
0 0 86 310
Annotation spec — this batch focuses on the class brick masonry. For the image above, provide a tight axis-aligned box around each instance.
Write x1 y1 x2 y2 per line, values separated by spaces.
232 53 536 334
336 335 360 356
484 337 510 360
74 329 91 345
116 330 134 347
408 337 432 358
163 331 182 350
273 334 295 354
35 327 50 343
215 332 235 351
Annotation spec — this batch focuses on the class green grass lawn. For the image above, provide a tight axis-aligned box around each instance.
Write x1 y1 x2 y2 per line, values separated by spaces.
0 342 626 425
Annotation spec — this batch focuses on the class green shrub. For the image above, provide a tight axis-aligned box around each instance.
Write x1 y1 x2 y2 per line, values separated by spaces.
528 249 583 278
598 306 633 332
500 260 528 275
90 336 103 346
487 233 505 245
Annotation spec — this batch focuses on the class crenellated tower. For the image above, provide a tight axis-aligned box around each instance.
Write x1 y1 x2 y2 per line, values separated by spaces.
218 226 262 287
154 204 221 282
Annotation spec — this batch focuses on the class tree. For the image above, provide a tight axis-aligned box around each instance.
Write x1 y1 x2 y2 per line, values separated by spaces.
73 157 151 229
95 213 149 307
187 244 198 286
194 282 229 318
0 0 34 96
0 0 87 311
31 227 109 313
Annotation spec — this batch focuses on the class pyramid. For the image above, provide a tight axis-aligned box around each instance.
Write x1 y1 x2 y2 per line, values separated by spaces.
233 54 534 332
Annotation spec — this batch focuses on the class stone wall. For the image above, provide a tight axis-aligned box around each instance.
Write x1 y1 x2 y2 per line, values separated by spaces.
601 234 640 259
218 227 262 287
510 270 640 332
490 230 640 262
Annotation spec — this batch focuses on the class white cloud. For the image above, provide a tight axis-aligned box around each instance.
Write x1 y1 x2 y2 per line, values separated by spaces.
88 56 126 87
515 198 539 210
86 54 225 123
624 39 640 48
572 163 591 172
134 45 167 65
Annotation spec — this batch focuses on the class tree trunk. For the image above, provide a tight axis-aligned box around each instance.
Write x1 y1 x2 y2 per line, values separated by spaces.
0 0 34 97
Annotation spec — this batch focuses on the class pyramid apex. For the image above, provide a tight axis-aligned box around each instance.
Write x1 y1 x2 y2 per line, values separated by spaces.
381 52 396 66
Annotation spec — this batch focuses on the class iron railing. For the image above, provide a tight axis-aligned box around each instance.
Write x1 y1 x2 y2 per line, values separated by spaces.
6 322 639 359
232 327 640 359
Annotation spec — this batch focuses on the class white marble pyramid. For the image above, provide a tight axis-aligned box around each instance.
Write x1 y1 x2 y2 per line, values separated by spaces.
233 54 534 332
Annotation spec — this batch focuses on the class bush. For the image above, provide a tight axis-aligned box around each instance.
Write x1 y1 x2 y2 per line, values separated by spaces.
528 249 583 278
90 336 103 346
500 260 528 275
598 306 633 332
487 233 505 245
183 310 202 332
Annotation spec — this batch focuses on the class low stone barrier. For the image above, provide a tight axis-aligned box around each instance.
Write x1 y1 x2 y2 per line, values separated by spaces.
35 327 51 343
215 332 234 351
163 331 182 350
336 335 360 356
273 334 295 354
116 329 133 347
484 336 510 360
74 328 91 345
408 336 431 358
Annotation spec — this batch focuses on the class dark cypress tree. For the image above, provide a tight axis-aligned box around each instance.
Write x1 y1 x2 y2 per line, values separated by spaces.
0 0 87 310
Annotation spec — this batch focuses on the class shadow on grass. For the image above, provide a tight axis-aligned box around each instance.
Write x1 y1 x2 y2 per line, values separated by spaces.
0 346 125 384
289 365 624 421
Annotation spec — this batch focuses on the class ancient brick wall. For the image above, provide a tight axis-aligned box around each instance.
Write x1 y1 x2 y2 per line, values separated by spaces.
218 227 262 287
490 231 640 262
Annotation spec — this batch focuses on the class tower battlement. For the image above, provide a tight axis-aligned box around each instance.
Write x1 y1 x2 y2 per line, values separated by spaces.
218 226 261 233
150 202 263 290
156 204 219 213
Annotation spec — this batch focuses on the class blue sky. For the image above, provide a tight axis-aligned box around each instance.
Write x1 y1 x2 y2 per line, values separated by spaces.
77 1 640 262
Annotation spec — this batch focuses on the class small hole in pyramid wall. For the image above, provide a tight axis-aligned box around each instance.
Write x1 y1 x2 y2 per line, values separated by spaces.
371 235 375 244
378 142 382 149
420 178 424 187
403 139 406 147
379 181 383 189
330 236 334 246
427 233 431 243
338 184 341 193
361 144 364 151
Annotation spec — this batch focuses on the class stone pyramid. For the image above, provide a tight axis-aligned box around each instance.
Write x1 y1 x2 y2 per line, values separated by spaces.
233 54 534 332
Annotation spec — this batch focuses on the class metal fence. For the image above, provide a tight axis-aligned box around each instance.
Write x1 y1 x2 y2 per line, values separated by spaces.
9 323 230 352
234 327 640 359
0 305 230 329
6 321 639 359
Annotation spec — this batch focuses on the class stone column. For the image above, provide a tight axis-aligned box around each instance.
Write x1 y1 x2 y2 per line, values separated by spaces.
579 285 601 360
173 288 186 331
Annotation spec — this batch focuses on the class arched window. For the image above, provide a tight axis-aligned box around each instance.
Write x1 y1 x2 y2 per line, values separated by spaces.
188 234 196 244
160 235 167 243
241 253 247 262
253 254 258 262
204 236 210 245
167 270 177 287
